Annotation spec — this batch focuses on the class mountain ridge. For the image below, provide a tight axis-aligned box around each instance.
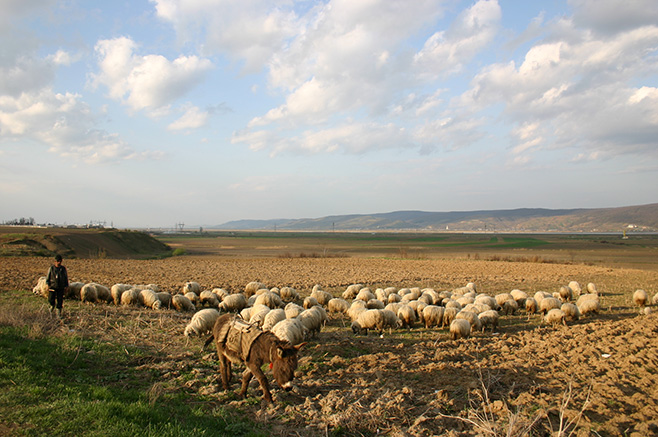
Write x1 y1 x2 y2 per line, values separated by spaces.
211 203 658 233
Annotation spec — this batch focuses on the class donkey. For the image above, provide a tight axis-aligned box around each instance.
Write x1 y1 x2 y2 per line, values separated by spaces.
208 313 304 403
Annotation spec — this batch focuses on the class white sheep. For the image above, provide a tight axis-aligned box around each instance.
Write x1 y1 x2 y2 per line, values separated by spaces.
271 318 307 345
367 298 385 310
182 281 201 295
558 286 572 302
351 309 385 335
478 310 499 332
140 289 162 310
539 297 561 315
218 293 247 313
443 307 459 327
342 283 364 300
33 276 49 297
279 286 299 302
380 309 401 332
244 281 267 297
211 288 230 300
311 288 333 306
652 292 658 306
157 292 173 309
67 282 84 299
525 297 538 315
284 302 304 319
172 294 196 312
450 319 471 340
387 293 402 304
509 289 528 306
262 308 286 331
495 293 513 308
455 310 482 332
633 289 648 308
397 304 416 329
199 290 220 308
576 294 600 316
475 295 498 310
111 284 132 305
303 296 319 309
561 303 580 321
568 281 582 298
586 283 598 294
80 283 99 304
184 308 219 337
422 305 445 329
544 308 566 327
347 300 368 322
327 298 349 315
255 291 284 309
120 288 141 306
355 288 376 303
501 299 518 315
249 306 271 327
299 306 325 338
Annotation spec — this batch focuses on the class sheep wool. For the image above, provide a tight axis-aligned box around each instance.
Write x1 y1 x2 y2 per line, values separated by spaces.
284 302 304 319
576 294 600 316
397 305 416 329
182 281 201 295
80 283 99 304
539 297 561 314
311 289 333 306
172 294 196 312
218 293 248 313
478 310 500 332
140 289 162 310
561 303 580 321
111 284 132 305
244 281 267 297
545 308 566 327
422 305 445 329
351 309 385 335
157 292 173 309
262 309 286 331
327 298 349 315
120 288 141 306
184 308 220 337
199 290 220 308
271 318 306 345
633 289 648 308
450 319 471 340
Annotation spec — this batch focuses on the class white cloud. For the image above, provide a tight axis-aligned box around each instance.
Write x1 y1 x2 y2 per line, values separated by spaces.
569 0 658 35
168 105 209 130
91 36 213 112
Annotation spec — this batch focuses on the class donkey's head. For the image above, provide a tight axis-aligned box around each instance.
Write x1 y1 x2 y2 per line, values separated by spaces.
271 341 305 390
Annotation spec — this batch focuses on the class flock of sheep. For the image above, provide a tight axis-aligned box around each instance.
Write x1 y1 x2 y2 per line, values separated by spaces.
32 275 657 344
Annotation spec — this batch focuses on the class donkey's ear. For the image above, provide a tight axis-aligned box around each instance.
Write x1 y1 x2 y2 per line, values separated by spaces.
294 342 307 351
277 347 284 358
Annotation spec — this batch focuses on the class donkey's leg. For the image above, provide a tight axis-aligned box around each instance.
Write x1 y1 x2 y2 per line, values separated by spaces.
239 368 254 398
247 363 273 403
218 352 231 390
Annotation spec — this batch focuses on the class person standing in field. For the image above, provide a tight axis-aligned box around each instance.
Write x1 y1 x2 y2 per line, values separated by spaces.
46 254 69 318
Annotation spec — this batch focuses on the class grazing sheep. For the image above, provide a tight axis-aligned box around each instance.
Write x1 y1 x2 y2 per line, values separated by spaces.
495 293 513 308
422 305 445 329
185 292 199 307
380 309 401 332
67 282 84 299
262 309 286 331
249 306 272 327
120 288 141 306
348 300 368 322
558 286 572 302
140 289 162 310
397 305 416 329
475 295 498 310
271 318 307 346
367 298 385 310
525 297 538 315
443 307 459 327
545 308 566 327
184 308 220 337
303 296 319 309
157 291 173 309
327 298 349 315
385 302 403 315
533 291 551 306
182 281 201 295
539 297 561 315
576 294 600 316
633 289 648 308
111 284 132 305
351 309 386 335
284 302 304 319
561 303 580 322
355 288 376 303
255 291 284 309
450 319 471 340
212 288 230 300
244 281 267 297
279 287 299 302
298 307 325 337
32 276 48 297
510 289 528 306
445 300 462 311
311 288 333 306
80 283 99 304
342 284 364 300
568 281 582 298
586 283 598 294
218 293 248 313
478 310 500 333
387 293 402 304
172 294 196 312
501 299 519 315
199 290 220 308
456 310 482 332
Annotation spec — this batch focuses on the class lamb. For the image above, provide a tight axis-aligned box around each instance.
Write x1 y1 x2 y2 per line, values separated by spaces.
450 319 471 340
633 289 648 308
262 308 286 331
120 288 141 306
525 297 538 315
558 286 572 302
184 308 220 337
422 305 445 329
218 293 247 313
327 298 349 315
172 294 196 312
111 284 132 305
182 281 201 295
199 290 220 308
245 281 267 297
271 318 307 345
561 303 580 321
544 308 566 327
140 289 162 309
478 310 499 332
397 305 416 329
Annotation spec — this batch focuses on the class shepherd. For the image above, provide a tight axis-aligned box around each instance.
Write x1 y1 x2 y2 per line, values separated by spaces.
205 314 305 403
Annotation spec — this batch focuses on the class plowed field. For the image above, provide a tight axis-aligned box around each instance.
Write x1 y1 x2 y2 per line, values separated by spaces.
3 255 658 436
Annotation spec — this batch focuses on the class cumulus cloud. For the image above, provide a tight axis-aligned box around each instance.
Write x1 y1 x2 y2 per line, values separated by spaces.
168 105 209 130
91 36 213 112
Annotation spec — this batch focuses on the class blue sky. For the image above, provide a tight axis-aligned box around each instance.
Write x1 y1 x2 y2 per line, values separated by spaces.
1 0 657 229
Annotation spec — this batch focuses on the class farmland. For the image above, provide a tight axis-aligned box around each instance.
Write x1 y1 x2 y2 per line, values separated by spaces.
1 229 658 435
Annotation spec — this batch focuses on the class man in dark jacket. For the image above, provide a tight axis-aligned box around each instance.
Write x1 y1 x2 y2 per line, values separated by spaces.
46 254 69 318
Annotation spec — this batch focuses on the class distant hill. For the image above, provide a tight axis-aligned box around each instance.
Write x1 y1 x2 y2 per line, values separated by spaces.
213 203 658 233
0 227 172 259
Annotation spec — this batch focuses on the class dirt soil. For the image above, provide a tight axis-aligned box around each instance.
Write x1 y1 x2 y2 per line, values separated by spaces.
3 256 658 436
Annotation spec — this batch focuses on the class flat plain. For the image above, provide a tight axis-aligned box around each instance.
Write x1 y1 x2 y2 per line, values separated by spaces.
1 230 658 436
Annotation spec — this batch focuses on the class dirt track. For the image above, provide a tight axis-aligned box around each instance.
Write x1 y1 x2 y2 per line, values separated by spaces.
3 256 658 436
